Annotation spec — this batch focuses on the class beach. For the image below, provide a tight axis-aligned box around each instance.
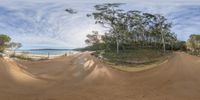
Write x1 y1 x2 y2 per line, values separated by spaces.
0 52 200 100
4 50 80 60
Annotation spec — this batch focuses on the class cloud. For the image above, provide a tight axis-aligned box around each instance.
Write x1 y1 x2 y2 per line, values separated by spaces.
0 0 200 49
0 1 96 49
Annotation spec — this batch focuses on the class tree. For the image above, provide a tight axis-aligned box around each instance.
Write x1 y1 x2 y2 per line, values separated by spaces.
174 41 186 51
0 34 11 52
85 31 102 45
88 3 125 54
154 14 172 53
87 3 176 53
8 42 22 55
187 34 200 54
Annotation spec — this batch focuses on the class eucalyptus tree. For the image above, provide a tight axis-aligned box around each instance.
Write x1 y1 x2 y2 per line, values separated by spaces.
125 10 138 43
142 12 157 47
88 3 125 54
87 3 176 53
114 11 130 50
126 10 143 46
153 14 172 53
85 31 101 45
167 32 177 50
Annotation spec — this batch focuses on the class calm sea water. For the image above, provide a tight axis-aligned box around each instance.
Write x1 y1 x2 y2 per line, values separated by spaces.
17 49 77 55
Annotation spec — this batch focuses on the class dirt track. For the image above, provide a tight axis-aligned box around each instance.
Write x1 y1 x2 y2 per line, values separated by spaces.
0 52 200 100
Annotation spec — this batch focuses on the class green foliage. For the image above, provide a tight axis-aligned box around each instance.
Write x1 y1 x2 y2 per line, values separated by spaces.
102 48 167 65
0 34 11 52
8 42 22 55
173 41 187 51
187 34 200 55
87 3 177 53
85 31 101 45
190 34 200 40
0 34 11 43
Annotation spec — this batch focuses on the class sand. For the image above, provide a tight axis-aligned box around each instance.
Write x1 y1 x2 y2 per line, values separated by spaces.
0 52 200 100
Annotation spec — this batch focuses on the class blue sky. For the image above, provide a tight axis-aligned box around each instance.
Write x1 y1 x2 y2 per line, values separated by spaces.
0 0 200 49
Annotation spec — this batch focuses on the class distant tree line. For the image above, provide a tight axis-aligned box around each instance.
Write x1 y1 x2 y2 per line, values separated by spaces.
86 3 177 53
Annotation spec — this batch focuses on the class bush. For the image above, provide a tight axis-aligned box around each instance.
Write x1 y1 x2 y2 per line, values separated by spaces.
16 55 32 60
10 54 33 61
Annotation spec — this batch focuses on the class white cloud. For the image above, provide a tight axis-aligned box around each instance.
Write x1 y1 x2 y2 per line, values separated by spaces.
0 0 200 49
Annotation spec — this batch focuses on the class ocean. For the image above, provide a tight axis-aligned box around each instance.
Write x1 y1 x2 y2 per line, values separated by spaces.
17 49 78 55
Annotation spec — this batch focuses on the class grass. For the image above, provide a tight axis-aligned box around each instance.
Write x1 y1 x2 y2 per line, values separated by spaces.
102 48 170 65
98 48 172 72
109 58 169 72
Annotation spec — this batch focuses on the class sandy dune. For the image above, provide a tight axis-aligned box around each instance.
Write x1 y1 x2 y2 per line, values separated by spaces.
0 52 200 100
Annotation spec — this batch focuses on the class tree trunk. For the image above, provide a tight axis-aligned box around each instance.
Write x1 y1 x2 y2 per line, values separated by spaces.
161 31 165 53
116 39 119 54
171 42 174 51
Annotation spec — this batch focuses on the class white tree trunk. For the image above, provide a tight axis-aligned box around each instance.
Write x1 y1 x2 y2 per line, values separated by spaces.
117 39 119 54
161 31 166 53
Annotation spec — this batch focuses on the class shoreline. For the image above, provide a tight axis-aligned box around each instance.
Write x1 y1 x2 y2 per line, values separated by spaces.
4 51 80 61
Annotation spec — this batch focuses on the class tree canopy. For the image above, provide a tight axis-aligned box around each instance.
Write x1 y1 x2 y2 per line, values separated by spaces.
87 3 177 53
85 31 102 45
8 42 22 55
0 34 11 52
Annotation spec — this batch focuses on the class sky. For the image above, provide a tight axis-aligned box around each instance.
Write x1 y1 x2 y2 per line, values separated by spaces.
0 0 200 49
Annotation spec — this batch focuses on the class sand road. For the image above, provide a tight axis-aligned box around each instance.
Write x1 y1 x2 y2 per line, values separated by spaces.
0 52 200 100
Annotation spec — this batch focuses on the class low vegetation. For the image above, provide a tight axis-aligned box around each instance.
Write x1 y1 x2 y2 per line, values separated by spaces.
103 49 170 66
11 54 33 61
186 34 200 55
